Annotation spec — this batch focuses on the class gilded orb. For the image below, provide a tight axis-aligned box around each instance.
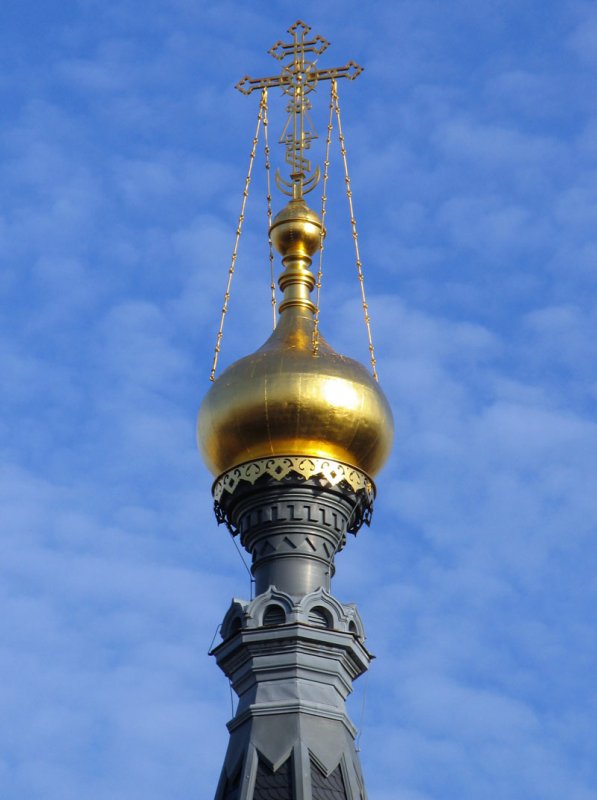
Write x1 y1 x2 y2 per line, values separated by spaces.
269 198 323 258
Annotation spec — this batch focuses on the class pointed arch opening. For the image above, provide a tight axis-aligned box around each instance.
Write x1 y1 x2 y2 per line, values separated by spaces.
263 603 286 626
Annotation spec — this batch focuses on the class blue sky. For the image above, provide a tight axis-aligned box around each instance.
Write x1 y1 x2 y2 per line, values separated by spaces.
1 1 597 798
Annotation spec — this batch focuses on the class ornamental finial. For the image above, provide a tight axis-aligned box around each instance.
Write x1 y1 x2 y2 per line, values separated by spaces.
235 20 362 200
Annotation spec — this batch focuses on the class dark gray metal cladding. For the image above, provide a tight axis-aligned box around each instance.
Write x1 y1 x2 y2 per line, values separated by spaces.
214 470 373 597
211 466 373 799
254 757 293 799
311 761 348 800
211 589 370 800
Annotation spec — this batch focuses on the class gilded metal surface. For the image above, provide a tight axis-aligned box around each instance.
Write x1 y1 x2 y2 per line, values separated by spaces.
235 20 362 200
270 198 322 315
270 199 323 257
198 300 394 477
212 456 375 504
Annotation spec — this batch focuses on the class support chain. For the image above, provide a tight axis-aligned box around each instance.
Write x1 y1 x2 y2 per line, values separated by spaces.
312 80 335 356
262 88 277 329
333 82 379 381
210 93 265 381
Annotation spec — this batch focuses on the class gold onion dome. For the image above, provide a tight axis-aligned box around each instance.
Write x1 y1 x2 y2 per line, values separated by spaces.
198 199 394 479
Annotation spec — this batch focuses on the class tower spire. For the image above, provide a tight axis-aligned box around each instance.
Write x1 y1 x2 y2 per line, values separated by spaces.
198 22 393 800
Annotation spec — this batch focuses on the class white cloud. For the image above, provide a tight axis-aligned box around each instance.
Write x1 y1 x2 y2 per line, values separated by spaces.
2 2 597 799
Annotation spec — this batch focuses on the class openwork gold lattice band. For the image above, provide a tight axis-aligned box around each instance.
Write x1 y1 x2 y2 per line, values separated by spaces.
212 456 375 504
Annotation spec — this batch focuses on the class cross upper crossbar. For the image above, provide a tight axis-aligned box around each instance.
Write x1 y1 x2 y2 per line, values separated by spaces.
236 18 361 96
235 61 363 96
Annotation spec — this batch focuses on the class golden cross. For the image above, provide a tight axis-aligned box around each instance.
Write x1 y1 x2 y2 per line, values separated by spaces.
235 20 362 199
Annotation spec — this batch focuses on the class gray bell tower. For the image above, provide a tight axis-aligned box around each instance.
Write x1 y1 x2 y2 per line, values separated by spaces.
210 459 374 800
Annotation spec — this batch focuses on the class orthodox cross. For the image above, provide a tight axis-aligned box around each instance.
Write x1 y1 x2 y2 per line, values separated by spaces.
236 20 362 200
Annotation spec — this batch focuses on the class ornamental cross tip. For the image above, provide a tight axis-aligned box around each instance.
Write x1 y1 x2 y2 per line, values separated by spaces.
235 20 362 200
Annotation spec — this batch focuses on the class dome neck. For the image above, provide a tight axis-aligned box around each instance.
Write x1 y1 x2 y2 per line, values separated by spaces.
278 249 316 315
269 199 323 317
